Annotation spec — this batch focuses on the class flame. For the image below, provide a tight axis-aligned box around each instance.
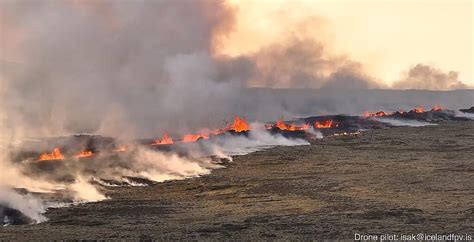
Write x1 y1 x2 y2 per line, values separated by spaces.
363 105 440 117
431 105 442 112
170 116 250 143
314 120 337 129
276 120 293 130
363 111 389 117
75 150 93 158
38 147 64 161
227 116 250 132
152 133 174 145
272 119 309 131
411 106 425 113
182 133 209 143
114 145 127 152
300 123 310 130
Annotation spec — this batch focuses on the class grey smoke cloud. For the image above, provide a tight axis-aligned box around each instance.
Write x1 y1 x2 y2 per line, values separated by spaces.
393 64 469 91
0 0 377 140
0 0 471 141
0 0 242 138
247 37 381 89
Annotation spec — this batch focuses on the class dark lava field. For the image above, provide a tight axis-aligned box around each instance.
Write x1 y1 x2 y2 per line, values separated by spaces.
1 121 473 240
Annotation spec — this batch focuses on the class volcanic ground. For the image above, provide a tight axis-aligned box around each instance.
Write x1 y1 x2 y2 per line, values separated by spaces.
1 120 473 239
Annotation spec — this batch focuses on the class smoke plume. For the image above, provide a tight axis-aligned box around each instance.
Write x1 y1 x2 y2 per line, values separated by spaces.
1 0 470 140
393 64 469 91
0 0 243 138
247 37 381 89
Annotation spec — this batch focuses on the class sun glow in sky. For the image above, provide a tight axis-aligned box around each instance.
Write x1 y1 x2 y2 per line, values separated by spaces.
223 0 473 86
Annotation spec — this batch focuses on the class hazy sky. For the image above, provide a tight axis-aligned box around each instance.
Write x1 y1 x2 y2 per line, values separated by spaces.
222 0 473 86
1 0 472 87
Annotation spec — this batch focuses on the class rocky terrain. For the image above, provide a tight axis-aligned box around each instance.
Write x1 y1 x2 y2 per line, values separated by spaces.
460 106 474 114
1 121 473 239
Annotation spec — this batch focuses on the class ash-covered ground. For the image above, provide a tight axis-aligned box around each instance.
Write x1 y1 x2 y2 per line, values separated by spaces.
1 121 473 239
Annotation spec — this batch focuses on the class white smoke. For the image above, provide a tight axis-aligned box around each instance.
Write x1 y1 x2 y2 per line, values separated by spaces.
306 127 324 139
129 147 216 182
0 145 108 223
373 117 436 127
455 111 474 119
68 176 107 202
0 186 47 224
0 124 312 223
202 124 310 156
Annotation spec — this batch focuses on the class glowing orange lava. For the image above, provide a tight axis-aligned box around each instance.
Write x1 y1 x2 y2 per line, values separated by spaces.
38 147 64 161
314 120 337 129
152 133 174 145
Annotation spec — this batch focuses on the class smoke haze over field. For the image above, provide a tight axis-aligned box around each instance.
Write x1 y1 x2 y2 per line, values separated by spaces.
0 0 472 139
1 0 472 225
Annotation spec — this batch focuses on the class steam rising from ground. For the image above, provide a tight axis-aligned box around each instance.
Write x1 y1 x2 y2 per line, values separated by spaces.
0 127 309 224
129 147 215 182
0 187 47 224
456 111 474 120
373 117 436 127
198 123 310 156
